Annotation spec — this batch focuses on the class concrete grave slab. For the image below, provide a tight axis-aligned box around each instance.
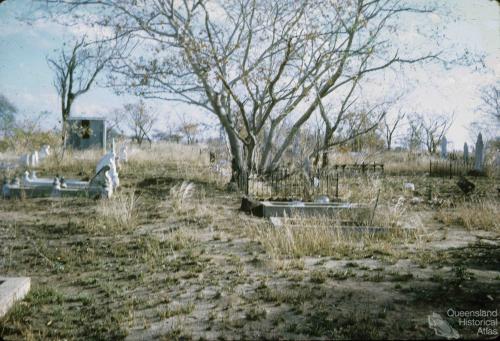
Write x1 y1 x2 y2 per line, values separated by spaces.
0 276 31 318
251 200 371 222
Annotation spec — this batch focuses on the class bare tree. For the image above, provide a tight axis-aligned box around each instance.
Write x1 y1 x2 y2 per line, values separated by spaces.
124 100 156 146
44 0 439 184
381 111 405 151
178 123 199 145
176 115 200 144
405 116 424 152
412 113 453 154
0 93 17 139
314 99 386 168
47 37 114 147
478 83 500 124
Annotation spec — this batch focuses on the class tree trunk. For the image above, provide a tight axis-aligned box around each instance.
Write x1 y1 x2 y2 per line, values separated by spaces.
224 125 244 184
321 150 329 169
257 122 277 174
245 141 255 174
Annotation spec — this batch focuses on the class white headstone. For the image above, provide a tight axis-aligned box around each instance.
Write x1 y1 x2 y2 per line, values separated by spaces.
96 150 119 190
463 143 469 163
39 145 51 160
474 133 484 172
119 145 128 163
89 165 113 198
440 136 447 158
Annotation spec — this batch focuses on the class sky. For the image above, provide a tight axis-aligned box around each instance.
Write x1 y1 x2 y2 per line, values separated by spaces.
0 0 499 149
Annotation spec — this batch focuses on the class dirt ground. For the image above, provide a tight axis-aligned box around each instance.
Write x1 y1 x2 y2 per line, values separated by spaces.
0 155 499 340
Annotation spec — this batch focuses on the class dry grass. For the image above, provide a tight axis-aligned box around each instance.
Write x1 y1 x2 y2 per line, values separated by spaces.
90 190 140 232
169 181 196 210
247 214 420 259
436 199 500 232
324 150 432 176
41 147 102 176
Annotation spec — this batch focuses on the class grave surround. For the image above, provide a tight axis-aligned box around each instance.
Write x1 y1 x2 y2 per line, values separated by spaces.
0 276 31 318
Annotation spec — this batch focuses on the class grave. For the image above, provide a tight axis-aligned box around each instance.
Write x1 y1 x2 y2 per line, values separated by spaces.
248 200 371 222
2 165 113 199
0 276 31 318
474 133 484 172
440 136 447 158
3 140 121 200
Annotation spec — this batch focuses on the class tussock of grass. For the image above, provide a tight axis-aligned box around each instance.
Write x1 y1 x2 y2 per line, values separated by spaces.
88 191 139 233
158 302 195 319
248 215 419 259
436 199 500 232
169 181 196 210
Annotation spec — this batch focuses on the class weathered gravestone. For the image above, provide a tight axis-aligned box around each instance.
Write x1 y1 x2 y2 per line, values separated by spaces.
440 136 447 158
474 133 484 172
96 140 119 190
457 176 475 195
463 143 469 163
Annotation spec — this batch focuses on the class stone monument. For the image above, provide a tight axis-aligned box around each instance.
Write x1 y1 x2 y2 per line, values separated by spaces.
440 136 447 158
474 133 484 172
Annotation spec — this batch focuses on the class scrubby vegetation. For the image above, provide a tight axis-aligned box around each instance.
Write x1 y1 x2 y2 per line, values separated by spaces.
1 143 498 340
